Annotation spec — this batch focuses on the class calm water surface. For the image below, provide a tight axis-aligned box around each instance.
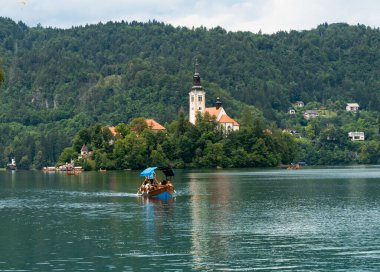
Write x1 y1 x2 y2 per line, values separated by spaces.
0 167 379 271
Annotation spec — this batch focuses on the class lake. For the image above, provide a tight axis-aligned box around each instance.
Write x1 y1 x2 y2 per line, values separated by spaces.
0 167 379 271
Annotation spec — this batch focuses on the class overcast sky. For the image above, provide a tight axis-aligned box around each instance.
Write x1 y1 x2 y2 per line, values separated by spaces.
2 0 380 33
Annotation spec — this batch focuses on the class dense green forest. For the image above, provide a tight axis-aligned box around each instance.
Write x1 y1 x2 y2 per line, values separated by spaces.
60 114 298 170
1 17 380 169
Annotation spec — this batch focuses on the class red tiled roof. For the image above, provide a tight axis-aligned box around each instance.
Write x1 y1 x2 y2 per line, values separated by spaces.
108 127 118 137
204 107 222 118
145 119 166 131
219 114 239 126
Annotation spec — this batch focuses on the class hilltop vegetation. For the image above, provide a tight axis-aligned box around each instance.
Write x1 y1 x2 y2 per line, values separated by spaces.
62 113 298 170
1 17 380 168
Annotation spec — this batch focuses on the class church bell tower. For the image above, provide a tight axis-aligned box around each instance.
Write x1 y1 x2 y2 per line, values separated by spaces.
189 60 206 125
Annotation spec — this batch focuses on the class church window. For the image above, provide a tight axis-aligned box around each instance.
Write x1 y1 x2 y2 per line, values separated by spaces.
199 107 202 110
198 96 202 102
191 96 194 102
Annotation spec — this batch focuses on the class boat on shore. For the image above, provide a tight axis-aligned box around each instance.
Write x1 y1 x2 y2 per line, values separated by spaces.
137 166 175 200
287 161 307 170
6 158 17 171
66 166 83 176
287 163 300 170
43 166 58 172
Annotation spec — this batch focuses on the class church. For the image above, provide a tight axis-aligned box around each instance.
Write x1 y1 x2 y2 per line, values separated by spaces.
189 63 239 132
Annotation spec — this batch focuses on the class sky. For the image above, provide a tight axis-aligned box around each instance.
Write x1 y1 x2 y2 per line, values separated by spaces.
2 0 380 33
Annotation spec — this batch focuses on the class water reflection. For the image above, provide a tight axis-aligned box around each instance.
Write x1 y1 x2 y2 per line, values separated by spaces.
188 172 235 269
139 197 176 242
185 168 380 270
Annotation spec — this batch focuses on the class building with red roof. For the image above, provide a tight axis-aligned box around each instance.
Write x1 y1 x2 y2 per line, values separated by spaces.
108 126 118 137
145 119 166 131
189 62 239 132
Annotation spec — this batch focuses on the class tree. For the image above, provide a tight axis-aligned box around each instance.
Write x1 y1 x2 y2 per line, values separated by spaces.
239 106 254 129
0 67 4 86
19 155 30 170
59 147 78 164
149 144 169 166
129 117 148 134
72 128 91 152
195 142 226 168
33 150 44 169
113 133 147 169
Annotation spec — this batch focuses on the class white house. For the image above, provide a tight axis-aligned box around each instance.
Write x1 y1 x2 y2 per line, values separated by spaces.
346 103 359 112
288 108 296 114
348 132 365 141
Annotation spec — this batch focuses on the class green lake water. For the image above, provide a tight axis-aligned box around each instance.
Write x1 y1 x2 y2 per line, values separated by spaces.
0 167 379 271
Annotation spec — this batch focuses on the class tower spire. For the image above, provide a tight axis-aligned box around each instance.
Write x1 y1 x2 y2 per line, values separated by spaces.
194 58 199 74
192 58 201 87
215 97 222 109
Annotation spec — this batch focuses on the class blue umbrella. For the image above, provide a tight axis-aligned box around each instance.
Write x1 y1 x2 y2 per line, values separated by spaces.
140 167 157 179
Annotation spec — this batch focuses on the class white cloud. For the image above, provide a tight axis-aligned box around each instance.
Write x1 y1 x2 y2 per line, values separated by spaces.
2 0 380 33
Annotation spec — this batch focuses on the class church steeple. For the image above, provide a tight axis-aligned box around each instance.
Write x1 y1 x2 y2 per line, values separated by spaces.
189 59 206 125
192 59 201 89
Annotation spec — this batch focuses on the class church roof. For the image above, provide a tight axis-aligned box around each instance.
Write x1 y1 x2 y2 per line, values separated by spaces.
205 107 222 118
219 114 239 126
205 107 239 126
145 119 166 131
81 144 88 152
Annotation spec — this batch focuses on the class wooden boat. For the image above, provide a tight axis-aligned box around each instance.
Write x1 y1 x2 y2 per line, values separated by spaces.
66 170 80 176
137 166 175 200
66 166 83 175
287 163 300 170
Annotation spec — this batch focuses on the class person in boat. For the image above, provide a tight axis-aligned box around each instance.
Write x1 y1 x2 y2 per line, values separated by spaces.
151 173 159 185
145 172 158 190
143 176 149 185
143 177 149 186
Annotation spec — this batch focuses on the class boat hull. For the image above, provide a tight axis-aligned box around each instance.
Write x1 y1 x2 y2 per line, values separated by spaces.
138 184 175 200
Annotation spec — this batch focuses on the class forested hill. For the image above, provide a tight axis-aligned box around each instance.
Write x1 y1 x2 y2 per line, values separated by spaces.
1 17 380 167
2 18 380 124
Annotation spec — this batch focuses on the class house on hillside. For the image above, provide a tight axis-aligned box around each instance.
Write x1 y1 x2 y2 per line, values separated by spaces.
108 119 165 138
346 103 359 112
78 144 91 159
303 110 319 120
293 101 304 108
81 144 88 157
189 62 239 132
108 127 118 137
145 119 166 132
288 108 296 114
348 132 365 141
